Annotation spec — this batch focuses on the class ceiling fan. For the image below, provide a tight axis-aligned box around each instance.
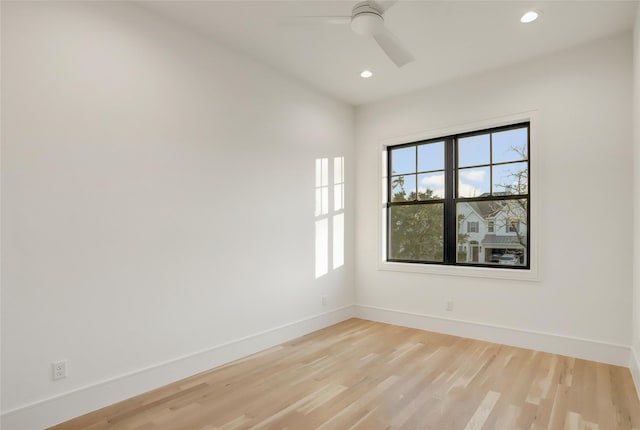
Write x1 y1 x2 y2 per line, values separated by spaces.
285 1 415 68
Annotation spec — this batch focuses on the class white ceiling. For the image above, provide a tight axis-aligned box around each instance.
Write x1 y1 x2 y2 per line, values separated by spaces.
141 1 638 106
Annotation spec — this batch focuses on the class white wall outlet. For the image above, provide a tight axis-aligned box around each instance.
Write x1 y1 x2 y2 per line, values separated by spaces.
321 296 327 306
446 300 454 311
52 360 67 380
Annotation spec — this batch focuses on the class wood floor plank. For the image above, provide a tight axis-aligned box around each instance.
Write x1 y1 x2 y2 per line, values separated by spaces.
462 390 500 430
48 319 640 430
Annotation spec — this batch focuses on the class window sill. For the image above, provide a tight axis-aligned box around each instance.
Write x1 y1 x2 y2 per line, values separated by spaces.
378 260 539 282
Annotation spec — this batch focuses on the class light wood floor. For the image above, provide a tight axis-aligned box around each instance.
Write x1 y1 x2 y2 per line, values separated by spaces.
49 318 640 430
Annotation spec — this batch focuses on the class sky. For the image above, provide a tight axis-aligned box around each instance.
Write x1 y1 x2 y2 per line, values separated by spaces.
391 127 528 199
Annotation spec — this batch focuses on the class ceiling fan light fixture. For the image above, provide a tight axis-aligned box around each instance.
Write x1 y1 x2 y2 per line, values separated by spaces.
360 70 373 78
520 10 540 23
351 11 384 36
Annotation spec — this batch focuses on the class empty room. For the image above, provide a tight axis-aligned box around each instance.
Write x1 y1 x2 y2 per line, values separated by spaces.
3 0 640 429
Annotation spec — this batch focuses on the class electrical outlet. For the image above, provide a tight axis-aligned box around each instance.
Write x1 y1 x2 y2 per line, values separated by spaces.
446 300 454 311
52 360 67 380
322 296 327 306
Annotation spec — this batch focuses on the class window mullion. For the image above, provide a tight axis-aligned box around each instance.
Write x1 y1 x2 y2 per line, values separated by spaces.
444 138 456 265
386 147 392 260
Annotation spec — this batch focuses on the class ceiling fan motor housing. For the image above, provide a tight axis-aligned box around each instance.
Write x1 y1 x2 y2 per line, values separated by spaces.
351 2 384 36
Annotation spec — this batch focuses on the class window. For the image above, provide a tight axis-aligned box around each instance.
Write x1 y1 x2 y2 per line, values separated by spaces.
386 123 529 269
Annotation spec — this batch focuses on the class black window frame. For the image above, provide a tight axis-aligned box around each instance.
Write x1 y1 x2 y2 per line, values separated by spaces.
386 122 530 270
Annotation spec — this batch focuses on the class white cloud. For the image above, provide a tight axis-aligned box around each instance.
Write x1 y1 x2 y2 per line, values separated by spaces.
458 183 481 197
420 174 444 187
419 174 445 198
459 170 486 183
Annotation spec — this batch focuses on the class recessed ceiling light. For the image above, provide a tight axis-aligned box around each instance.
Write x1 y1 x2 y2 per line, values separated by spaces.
520 10 539 23
360 70 373 78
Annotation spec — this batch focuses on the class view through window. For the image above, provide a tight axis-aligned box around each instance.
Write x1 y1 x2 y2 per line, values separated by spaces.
387 123 529 269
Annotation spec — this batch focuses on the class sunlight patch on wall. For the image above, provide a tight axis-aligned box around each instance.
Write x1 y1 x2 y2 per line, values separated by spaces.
315 158 329 216
333 213 344 269
315 157 345 278
334 156 344 211
315 218 328 278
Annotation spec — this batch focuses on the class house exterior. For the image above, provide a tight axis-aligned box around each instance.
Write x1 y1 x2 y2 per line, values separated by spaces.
457 199 527 265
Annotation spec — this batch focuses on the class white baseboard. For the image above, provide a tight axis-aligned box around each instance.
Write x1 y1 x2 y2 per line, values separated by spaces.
1 306 355 430
355 304 630 366
630 346 640 398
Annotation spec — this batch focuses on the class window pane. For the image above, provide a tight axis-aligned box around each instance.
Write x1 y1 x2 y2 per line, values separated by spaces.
418 141 444 172
458 166 490 197
492 128 527 163
389 204 444 262
391 174 416 202
492 162 528 195
458 133 490 167
417 172 445 200
457 200 527 266
390 146 416 175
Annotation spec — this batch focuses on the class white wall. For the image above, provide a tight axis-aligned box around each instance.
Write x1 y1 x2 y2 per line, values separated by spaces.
355 33 633 361
2 1 637 428
632 4 640 387
1 1 354 427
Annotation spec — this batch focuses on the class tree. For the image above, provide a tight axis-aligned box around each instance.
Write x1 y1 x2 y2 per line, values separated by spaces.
492 144 528 249
388 179 443 261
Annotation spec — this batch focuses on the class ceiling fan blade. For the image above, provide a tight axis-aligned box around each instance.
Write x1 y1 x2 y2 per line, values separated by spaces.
278 16 351 26
373 27 414 67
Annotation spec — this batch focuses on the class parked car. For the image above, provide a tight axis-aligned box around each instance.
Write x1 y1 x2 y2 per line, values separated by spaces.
498 254 518 265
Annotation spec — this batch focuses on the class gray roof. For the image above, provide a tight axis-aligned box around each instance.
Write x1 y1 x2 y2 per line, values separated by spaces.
481 234 525 246
467 201 501 218
466 197 526 219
